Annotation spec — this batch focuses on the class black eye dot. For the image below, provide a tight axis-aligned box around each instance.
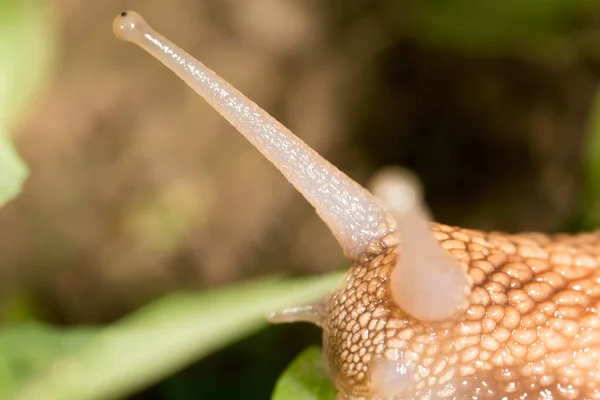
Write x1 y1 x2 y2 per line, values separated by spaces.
120 11 128 17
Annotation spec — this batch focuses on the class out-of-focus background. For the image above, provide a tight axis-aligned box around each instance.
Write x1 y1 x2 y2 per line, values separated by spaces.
2 0 600 398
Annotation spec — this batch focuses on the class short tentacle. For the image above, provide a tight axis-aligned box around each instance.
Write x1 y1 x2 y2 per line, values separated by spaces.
371 167 471 321
268 301 329 327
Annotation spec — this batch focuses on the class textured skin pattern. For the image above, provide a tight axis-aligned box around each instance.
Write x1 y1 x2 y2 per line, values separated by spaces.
323 223 600 399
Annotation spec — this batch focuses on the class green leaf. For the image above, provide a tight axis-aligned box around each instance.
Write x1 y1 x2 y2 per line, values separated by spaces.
0 0 55 128
10 272 344 400
0 0 55 206
272 346 337 400
0 129 28 206
0 323 94 399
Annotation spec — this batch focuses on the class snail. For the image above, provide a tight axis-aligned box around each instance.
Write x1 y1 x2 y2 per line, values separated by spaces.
113 11 600 400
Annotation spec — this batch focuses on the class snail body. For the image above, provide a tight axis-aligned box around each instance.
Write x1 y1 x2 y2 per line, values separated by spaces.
113 12 600 399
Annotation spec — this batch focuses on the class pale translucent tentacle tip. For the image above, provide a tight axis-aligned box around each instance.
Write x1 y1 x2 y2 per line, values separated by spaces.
113 11 147 43
370 167 470 322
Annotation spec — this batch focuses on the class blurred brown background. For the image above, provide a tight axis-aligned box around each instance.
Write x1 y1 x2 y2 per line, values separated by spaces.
1 0 599 332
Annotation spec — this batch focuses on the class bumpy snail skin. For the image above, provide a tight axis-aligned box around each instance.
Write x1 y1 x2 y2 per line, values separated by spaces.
114 12 600 400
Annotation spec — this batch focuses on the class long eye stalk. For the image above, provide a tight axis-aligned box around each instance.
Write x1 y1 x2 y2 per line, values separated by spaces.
112 11 390 259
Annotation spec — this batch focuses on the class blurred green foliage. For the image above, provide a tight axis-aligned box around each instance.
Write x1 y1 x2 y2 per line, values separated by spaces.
2 274 343 400
0 324 93 399
577 89 600 230
0 0 54 127
0 132 27 206
272 347 336 400
0 0 54 206
402 0 598 55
